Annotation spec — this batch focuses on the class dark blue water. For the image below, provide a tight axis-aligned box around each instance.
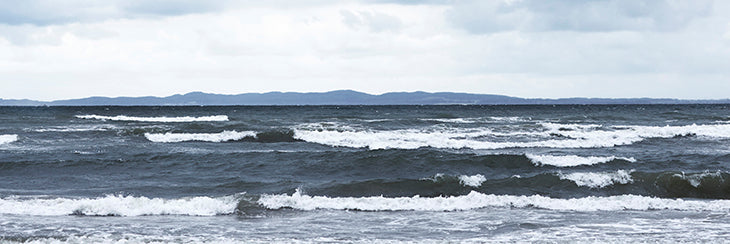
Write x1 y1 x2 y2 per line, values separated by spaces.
1 105 730 242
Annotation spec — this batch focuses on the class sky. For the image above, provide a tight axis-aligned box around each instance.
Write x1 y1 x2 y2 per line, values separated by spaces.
1 0 729 101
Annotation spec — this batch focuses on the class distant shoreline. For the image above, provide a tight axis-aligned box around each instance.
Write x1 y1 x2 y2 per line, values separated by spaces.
2 90 729 106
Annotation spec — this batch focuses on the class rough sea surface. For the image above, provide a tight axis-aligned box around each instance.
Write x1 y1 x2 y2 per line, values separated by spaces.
1 105 730 243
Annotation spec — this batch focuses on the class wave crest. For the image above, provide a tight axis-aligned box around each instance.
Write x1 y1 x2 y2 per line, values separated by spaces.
0 195 238 216
145 131 257 143
458 174 487 187
293 123 730 150
558 170 634 188
259 189 730 212
144 130 300 143
76 114 229 122
0 134 18 144
527 154 636 167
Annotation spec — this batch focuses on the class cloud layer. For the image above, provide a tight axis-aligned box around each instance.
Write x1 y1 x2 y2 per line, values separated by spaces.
1 0 729 100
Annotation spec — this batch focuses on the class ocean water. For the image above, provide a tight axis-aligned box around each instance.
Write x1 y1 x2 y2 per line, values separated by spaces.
1 105 730 243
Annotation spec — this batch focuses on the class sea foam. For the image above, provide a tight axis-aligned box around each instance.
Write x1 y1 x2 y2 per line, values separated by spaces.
76 114 229 122
259 189 730 212
527 154 636 167
29 125 117 132
458 174 487 187
558 170 634 188
144 131 257 143
672 171 726 188
293 123 730 150
0 134 18 144
0 195 238 216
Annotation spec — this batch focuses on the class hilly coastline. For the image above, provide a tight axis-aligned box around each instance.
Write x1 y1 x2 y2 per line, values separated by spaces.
1 90 728 106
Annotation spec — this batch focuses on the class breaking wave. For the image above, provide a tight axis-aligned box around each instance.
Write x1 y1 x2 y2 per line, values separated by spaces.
145 131 257 143
29 125 117 132
259 189 730 212
527 154 636 167
75 114 229 122
144 130 300 143
293 123 730 150
558 170 634 188
458 174 487 187
0 134 18 144
0 195 238 216
668 171 726 188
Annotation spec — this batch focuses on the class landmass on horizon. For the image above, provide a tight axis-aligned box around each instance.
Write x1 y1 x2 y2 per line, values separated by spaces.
1 90 728 106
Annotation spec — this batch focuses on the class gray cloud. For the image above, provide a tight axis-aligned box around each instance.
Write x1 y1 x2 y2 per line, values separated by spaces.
0 0 235 26
447 0 714 33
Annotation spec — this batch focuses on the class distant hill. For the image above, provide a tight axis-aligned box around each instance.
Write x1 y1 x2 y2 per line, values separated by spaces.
1 90 729 105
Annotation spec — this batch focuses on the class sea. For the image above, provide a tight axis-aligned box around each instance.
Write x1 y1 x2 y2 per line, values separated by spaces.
1 105 730 243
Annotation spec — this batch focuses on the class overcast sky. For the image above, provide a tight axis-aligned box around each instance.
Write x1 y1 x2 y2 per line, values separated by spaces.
1 0 729 100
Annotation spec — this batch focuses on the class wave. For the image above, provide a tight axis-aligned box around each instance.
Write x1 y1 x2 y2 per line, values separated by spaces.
308 170 730 199
144 130 300 143
0 134 18 144
75 114 229 122
292 122 730 150
420 173 486 188
0 195 238 216
526 154 636 167
420 118 479 123
489 116 530 122
11 236 243 244
671 171 725 188
259 189 730 212
28 125 117 132
458 174 487 187
145 131 257 143
558 170 634 188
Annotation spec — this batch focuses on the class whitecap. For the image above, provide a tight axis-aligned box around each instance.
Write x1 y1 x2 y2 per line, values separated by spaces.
420 118 480 123
557 170 634 188
672 171 726 188
0 195 238 216
292 122 730 150
0 134 18 145
526 154 636 167
29 124 117 132
76 114 229 122
458 174 487 187
144 131 257 143
259 189 730 212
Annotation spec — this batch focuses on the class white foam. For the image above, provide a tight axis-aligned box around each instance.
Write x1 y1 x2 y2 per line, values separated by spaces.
673 171 725 188
527 154 636 167
558 170 634 188
293 122 730 150
259 189 730 212
0 134 18 144
421 118 479 123
489 116 530 122
30 125 117 132
144 131 257 143
0 195 238 216
21 236 242 244
459 174 487 187
76 114 229 122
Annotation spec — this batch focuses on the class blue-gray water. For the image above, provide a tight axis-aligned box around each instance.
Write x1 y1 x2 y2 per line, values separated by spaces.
1 105 730 243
